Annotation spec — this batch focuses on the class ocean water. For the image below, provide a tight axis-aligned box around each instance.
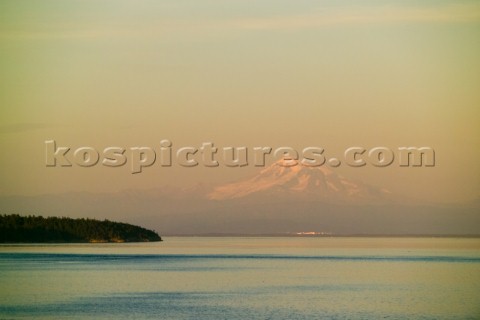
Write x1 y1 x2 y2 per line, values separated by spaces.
0 237 479 320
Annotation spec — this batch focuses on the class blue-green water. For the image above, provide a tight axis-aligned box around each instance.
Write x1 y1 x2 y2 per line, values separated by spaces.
1 237 479 319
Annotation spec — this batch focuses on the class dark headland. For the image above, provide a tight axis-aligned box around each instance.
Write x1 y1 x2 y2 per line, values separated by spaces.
0 214 162 243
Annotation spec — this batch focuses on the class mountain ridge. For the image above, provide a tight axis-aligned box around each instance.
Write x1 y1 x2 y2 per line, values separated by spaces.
0 163 478 236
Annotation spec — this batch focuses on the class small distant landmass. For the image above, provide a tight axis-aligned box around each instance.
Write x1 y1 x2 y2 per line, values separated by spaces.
0 214 162 243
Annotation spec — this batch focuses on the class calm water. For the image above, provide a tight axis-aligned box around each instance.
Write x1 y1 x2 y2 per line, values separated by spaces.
0 237 479 319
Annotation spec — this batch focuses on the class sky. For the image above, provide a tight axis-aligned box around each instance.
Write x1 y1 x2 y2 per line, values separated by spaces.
0 0 479 203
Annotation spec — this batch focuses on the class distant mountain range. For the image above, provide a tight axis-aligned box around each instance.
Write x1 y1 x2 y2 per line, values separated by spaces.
0 162 479 236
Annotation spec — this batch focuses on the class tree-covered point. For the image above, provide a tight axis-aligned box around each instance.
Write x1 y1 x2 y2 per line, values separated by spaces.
0 214 162 243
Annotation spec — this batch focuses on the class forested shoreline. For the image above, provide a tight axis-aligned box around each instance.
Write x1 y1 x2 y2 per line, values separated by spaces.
0 214 162 243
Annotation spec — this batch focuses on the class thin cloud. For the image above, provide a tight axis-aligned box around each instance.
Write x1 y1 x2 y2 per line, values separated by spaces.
1 3 479 40
230 3 480 31
0 123 56 134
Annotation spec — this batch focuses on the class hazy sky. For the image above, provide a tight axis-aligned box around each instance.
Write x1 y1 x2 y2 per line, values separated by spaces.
0 0 479 202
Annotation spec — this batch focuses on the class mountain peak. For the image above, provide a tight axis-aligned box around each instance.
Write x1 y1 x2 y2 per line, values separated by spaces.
207 161 392 204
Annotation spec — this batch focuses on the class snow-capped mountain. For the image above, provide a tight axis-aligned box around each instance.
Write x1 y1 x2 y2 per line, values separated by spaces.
208 160 392 204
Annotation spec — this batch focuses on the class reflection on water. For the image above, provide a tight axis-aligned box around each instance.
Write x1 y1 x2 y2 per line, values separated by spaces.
1 237 479 319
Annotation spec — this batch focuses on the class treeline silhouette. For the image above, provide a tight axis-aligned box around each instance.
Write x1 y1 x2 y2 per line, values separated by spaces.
0 214 161 243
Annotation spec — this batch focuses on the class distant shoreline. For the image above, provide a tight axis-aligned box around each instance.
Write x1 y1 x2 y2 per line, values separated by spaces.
0 214 162 243
160 234 480 238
